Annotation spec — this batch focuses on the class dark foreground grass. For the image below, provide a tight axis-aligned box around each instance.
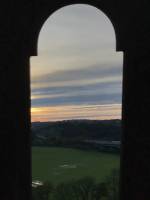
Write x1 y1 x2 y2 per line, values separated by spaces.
32 147 120 185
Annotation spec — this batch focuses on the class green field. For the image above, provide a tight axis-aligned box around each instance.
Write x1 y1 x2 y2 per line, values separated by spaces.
32 147 120 185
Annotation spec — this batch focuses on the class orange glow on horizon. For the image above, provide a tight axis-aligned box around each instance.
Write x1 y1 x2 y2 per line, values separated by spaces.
31 104 121 122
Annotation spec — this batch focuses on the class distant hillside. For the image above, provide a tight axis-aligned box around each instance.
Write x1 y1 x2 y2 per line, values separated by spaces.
32 119 121 153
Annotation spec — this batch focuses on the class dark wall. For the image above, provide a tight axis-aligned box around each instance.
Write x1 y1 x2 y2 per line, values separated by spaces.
0 0 150 199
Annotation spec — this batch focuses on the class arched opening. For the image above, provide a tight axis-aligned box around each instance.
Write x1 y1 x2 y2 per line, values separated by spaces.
31 4 123 199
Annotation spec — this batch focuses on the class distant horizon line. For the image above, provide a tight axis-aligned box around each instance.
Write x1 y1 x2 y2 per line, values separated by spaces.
31 118 121 123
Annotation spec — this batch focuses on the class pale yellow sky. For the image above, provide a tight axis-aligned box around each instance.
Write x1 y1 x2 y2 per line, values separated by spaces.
31 104 122 122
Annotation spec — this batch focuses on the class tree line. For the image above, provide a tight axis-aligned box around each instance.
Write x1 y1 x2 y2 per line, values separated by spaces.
32 120 121 153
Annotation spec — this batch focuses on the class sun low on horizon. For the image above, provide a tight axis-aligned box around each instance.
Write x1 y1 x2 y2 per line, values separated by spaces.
30 4 123 122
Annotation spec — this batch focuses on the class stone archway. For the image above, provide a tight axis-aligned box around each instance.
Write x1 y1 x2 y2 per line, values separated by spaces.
1 0 150 200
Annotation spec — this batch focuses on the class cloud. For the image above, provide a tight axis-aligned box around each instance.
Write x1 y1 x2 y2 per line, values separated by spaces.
31 63 122 84
31 91 121 107
31 77 121 95
31 64 122 108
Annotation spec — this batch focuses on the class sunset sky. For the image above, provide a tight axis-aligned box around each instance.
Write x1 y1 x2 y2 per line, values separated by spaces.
30 4 123 122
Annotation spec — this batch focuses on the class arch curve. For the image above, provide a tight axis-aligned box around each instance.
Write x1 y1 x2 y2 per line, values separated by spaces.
30 1 122 56
37 4 117 55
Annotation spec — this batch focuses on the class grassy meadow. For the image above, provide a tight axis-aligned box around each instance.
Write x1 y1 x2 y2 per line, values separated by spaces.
32 147 120 185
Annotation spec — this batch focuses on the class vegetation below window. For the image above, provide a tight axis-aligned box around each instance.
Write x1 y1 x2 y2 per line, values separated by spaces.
32 169 119 200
